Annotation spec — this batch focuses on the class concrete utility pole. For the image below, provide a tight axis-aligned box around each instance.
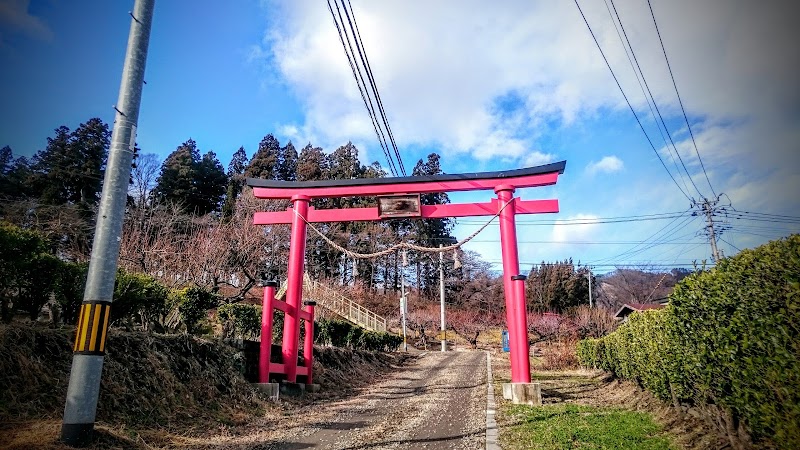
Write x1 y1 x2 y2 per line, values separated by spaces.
439 245 446 352
700 197 723 262
61 0 154 446
587 269 593 308
400 271 408 352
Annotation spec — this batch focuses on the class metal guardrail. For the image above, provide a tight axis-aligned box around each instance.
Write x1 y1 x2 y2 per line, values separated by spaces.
275 274 388 332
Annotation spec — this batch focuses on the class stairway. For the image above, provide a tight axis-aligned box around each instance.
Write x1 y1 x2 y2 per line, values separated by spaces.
276 274 388 332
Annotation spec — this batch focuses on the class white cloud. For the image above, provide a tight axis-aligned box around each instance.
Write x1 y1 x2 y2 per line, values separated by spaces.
257 1 797 170
586 156 624 175
522 151 557 168
255 0 799 267
551 214 600 244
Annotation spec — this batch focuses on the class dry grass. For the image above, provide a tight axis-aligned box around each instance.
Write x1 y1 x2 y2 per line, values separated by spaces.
0 324 409 449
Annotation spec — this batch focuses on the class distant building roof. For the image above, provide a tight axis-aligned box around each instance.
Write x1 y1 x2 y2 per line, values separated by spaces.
614 302 667 320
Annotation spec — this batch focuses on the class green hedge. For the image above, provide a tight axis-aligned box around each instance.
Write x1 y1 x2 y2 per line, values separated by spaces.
316 319 402 352
577 235 800 448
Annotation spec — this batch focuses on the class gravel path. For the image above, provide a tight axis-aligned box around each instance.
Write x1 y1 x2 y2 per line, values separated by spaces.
268 350 487 450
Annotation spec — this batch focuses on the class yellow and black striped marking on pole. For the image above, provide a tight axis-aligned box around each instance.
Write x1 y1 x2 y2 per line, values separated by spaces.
73 301 111 355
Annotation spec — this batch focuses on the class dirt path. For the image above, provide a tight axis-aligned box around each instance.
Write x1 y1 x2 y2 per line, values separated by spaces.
266 350 487 449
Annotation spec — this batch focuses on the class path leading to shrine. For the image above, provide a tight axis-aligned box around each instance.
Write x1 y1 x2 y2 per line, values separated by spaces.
268 350 487 449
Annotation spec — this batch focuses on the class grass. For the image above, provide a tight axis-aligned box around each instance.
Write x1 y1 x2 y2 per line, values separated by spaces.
502 403 677 450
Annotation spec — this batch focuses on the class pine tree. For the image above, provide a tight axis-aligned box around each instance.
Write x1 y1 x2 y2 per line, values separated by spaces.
69 118 110 204
328 142 361 180
245 134 280 179
193 151 227 215
31 126 72 204
0 146 12 196
28 118 110 205
3 156 33 199
152 140 228 216
221 146 248 219
297 143 328 181
277 141 298 181
152 139 198 210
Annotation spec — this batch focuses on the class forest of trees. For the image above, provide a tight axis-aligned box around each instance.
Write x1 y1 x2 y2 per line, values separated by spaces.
0 117 688 334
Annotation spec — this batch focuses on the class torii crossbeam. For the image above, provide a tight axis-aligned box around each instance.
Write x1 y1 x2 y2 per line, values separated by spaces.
248 161 566 386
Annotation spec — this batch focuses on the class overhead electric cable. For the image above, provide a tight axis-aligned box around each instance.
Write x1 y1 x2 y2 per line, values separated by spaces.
573 0 692 202
327 0 399 177
718 236 741 253
647 0 717 198
601 0 693 197
591 212 696 264
608 0 704 199
342 0 407 176
458 210 691 226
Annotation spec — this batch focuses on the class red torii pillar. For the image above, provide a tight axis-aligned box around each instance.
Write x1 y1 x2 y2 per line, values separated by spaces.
249 162 566 385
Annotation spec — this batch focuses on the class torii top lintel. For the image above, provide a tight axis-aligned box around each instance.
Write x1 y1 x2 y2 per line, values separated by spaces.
247 161 566 199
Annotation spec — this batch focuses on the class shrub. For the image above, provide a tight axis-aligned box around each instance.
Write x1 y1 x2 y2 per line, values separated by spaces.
577 235 800 449
54 262 88 324
315 318 402 352
112 269 170 330
169 286 220 335
218 302 261 340
0 222 59 321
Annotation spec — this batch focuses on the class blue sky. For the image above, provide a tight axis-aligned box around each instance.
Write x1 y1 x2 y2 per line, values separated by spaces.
1 0 798 274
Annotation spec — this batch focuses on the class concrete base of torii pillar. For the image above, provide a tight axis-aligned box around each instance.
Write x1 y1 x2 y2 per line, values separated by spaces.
502 382 542 406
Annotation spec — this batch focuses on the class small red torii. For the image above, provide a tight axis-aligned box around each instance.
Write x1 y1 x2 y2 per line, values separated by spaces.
248 161 566 387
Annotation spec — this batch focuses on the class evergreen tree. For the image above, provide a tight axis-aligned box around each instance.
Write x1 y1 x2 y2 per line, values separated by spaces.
245 134 280 179
69 118 110 204
193 151 227 215
0 146 12 196
277 141 298 181
527 259 590 313
2 156 33 199
297 143 328 181
31 125 72 204
0 146 11 174
152 139 198 210
221 146 248 219
228 146 248 176
28 118 110 205
328 142 361 180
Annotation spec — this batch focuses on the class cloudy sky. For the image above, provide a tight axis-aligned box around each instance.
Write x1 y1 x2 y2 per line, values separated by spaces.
1 0 798 274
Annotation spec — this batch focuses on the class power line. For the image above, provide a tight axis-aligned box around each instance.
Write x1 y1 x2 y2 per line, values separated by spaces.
601 0 692 197
343 0 407 176
647 0 717 198
327 0 407 177
590 213 698 264
458 210 692 226
459 239 706 245
573 0 693 202
718 236 741 253
327 0 399 177
608 0 704 199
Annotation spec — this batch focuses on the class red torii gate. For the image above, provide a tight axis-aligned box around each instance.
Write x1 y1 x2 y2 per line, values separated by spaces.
248 161 566 387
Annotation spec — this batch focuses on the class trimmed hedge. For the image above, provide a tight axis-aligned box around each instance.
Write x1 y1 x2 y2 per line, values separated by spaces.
577 235 800 448
316 318 402 352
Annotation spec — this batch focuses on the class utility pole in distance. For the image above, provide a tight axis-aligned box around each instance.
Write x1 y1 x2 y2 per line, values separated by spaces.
439 245 446 352
400 271 408 352
61 0 154 446
698 196 723 262
587 269 593 308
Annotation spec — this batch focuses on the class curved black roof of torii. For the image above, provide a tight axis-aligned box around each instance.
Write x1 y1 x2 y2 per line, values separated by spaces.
247 160 566 189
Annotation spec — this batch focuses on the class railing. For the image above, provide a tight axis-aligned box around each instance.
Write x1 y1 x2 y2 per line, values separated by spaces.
275 274 388 332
